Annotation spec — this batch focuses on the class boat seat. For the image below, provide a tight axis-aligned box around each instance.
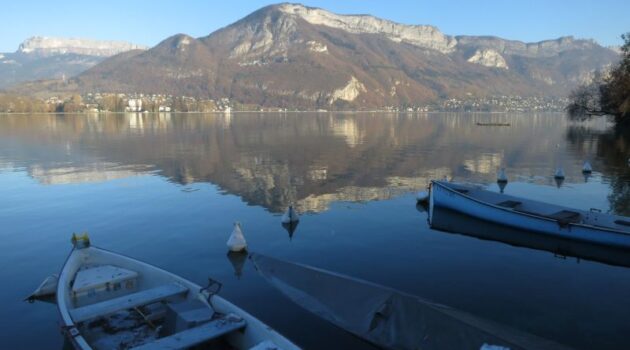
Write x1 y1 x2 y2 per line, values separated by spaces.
547 210 582 225
497 200 522 209
72 265 138 294
70 283 188 323
131 315 247 350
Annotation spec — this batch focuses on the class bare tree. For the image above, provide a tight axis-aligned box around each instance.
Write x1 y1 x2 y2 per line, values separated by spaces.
568 32 630 126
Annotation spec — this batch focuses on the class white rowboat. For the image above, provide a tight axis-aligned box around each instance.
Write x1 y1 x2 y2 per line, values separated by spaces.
429 181 630 249
57 235 300 350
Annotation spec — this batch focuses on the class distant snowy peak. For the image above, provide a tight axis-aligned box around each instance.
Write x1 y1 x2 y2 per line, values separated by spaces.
17 36 148 57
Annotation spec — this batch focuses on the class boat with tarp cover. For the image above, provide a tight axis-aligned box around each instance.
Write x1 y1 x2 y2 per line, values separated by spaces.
250 253 572 350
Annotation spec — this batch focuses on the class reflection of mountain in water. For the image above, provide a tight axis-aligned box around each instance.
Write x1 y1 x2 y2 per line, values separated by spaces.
566 125 630 216
0 113 606 213
29 163 152 185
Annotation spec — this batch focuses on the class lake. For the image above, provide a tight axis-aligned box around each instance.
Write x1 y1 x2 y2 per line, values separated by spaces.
0 112 629 349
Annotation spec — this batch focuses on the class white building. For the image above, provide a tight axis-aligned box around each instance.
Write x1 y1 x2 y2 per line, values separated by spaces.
126 99 142 112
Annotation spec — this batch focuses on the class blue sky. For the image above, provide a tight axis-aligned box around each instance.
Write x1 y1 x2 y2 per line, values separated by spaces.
1 0 628 52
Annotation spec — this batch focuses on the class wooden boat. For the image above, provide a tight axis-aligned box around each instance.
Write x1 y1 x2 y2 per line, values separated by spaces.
57 234 300 350
250 253 571 350
476 122 511 126
429 180 630 249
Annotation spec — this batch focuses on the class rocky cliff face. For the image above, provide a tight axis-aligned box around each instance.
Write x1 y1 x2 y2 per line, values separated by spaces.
19 3 620 108
467 49 508 69
455 35 599 57
278 4 457 53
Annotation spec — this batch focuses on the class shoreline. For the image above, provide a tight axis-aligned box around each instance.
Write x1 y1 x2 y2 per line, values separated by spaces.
0 110 568 116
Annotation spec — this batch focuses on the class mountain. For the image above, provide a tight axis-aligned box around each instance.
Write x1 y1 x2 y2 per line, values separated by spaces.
17 4 620 108
0 37 147 88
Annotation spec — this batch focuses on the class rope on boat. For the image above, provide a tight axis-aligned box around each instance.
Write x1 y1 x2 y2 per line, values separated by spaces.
200 278 222 311
133 307 157 330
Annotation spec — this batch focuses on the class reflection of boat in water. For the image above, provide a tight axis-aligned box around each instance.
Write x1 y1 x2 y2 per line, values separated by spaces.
55 235 298 350
281 221 299 240
251 253 571 350
430 206 630 268
430 181 630 249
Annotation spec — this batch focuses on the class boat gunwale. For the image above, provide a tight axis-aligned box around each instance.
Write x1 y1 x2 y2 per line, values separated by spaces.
56 247 91 350
431 180 630 237
55 245 300 350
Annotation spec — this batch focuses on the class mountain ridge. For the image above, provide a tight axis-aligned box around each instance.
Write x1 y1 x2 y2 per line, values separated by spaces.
0 36 148 89
10 3 620 109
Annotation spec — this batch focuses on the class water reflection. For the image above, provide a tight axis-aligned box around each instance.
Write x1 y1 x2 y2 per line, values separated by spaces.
226 251 247 279
0 113 624 214
565 125 630 215
281 221 299 240
2 113 630 350
430 206 630 268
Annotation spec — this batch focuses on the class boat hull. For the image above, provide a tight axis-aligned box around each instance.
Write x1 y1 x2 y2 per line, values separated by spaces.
56 246 299 350
429 181 630 249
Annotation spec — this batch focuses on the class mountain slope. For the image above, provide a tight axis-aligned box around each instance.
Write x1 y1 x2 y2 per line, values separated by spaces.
41 4 621 108
0 37 147 89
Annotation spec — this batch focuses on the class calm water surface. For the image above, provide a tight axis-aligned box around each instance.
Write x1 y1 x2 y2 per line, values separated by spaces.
0 112 629 349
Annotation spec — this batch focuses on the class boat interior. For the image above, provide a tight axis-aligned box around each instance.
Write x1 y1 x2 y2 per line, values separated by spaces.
443 182 630 233
66 261 253 350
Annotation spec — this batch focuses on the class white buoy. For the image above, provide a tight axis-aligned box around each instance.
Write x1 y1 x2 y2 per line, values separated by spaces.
554 167 565 179
416 190 429 203
227 222 247 252
496 168 508 183
281 205 300 224
582 161 592 174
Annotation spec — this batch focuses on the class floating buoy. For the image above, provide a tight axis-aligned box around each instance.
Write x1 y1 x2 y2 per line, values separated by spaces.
554 167 565 180
582 161 592 174
416 190 429 204
281 205 300 224
227 222 247 252
497 168 508 183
